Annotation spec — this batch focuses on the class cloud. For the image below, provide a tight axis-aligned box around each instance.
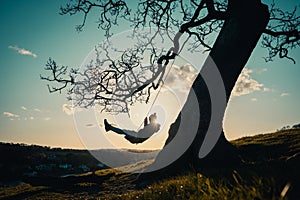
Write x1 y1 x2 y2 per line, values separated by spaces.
162 66 268 98
8 45 37 58
280 93 290 97
44 117 51 121
34 108 41 112
30 116 34 120
21 106 27 110
251 98 258 102
86 124 95 128
62 104 74 115
232 68 264 96
255 68 268 74
3 112 20 118
164 63 197 92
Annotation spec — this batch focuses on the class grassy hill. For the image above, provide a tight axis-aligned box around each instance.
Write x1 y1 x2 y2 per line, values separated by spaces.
0 129 299 199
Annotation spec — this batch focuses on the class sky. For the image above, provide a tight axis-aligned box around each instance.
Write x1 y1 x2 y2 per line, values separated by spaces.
0 0 299 150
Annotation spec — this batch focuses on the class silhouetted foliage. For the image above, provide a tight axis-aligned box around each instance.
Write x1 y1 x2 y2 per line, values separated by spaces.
42 0 300 114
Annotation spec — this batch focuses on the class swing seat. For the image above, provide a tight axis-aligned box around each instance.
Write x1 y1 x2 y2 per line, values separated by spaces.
124 134 150 144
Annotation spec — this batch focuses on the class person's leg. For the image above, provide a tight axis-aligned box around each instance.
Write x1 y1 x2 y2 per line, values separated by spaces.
104 119 127 135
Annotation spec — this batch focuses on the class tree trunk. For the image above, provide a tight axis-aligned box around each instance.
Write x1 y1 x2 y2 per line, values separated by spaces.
141 1 270 179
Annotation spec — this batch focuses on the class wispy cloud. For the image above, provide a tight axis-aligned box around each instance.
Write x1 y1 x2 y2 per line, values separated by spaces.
86 124 95 128
21 106 27 111
34 108 41 112
44 117 51 121
255 68 268 74
3 112 20 118
8 45 37 58
280 93 290 97
62 104 74 115
251 98 258 102
232 68 264 96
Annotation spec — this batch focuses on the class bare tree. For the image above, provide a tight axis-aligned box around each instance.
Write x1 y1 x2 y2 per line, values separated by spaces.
42 0 300 176
42 38 166 113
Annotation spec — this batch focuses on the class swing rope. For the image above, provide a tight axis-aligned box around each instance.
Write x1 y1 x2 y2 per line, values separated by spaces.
136 34 191 131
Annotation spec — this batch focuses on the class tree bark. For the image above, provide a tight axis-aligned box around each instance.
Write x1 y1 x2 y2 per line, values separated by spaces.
141 1 270 179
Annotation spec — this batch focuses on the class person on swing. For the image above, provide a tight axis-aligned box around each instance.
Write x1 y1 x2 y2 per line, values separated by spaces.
104 113 161 144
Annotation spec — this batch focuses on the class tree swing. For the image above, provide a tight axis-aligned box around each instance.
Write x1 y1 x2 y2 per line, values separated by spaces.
103 31 190 144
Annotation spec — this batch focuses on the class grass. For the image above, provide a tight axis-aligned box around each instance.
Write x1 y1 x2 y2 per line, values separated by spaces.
232 129 300 152
232 129 300 165
0 184 47 199
104 172 282 200
0 129 299 199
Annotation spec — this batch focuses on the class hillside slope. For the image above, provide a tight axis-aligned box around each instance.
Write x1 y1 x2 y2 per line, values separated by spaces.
0 129 299 199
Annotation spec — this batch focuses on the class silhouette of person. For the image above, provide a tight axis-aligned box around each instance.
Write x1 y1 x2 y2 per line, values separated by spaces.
104 113 161 144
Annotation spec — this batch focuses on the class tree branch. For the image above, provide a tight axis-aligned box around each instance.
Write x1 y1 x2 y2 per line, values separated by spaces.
261 2 300 63
40 58 76 93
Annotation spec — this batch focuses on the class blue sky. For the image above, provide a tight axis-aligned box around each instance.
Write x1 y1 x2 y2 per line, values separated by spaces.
0 0 299 149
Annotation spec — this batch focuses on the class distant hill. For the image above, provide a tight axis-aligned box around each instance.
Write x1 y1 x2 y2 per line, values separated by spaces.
0 142 158 184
